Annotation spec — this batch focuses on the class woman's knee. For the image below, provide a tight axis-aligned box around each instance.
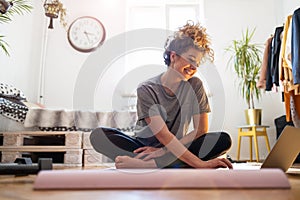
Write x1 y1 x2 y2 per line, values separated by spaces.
206 131 232 150
219 131 232 150
90 127 117 139
89 127 116 147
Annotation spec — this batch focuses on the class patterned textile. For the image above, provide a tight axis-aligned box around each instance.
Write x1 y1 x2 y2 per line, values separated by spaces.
290 94 300 128
0 83 26 101
24 108 137 132
0 83 137 132
0 98 28 122
0 83 28 122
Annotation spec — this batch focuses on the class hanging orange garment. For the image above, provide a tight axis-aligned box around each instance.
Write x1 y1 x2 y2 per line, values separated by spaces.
280 15 300 122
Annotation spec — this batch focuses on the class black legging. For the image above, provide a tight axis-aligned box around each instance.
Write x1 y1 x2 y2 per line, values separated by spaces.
90 127 232 168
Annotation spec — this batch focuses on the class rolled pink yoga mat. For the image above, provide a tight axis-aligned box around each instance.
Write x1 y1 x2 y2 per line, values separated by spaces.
34 168 290 190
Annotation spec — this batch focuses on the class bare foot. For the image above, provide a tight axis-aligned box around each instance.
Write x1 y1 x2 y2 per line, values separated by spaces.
115 156 157 169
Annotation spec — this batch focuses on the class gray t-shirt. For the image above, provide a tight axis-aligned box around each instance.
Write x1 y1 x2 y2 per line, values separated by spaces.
134 73 211 147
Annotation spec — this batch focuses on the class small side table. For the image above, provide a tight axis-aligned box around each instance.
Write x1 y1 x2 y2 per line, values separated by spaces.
236 125 271 162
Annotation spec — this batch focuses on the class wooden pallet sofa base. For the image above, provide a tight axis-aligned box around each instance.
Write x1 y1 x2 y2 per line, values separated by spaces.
82 132 113 166
0 131 83 167
0 131 117 167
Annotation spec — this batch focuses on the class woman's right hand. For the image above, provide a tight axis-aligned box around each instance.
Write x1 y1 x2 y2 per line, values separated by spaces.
199 157 233 169
134 146 167 160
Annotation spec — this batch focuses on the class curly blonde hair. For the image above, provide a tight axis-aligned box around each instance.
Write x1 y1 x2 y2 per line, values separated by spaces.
164 21 214 66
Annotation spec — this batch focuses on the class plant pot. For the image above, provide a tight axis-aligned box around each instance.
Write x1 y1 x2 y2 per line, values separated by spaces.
244 109 262 125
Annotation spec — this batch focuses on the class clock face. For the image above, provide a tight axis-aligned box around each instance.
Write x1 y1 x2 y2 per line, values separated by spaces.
67 16 106 52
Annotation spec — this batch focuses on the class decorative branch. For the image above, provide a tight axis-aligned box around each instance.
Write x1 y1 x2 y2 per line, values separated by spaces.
43 0 67 29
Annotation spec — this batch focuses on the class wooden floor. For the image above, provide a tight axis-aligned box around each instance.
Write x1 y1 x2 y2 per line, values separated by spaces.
0 165 300 200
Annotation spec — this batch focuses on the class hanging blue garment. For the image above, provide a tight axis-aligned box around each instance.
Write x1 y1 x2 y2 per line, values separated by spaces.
292 7 300 84
266 26 284 91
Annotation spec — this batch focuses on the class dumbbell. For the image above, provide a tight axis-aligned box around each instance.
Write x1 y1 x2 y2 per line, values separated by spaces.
0 158 52 175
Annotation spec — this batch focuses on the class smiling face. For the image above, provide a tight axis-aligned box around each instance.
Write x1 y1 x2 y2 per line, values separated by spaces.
170 47 203 81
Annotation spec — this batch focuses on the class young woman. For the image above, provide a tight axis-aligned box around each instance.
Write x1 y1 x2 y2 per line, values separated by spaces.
90 21 232 169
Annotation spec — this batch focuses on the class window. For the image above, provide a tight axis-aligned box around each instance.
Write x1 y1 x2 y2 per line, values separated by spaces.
124 0 205 73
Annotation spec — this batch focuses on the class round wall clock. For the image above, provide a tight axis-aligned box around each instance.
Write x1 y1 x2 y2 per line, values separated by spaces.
67 16 106 53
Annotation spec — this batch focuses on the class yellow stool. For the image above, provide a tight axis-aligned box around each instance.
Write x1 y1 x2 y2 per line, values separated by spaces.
236 125 271 162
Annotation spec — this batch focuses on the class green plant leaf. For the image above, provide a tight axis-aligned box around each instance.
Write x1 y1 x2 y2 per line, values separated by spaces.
0 35 10 56
225 28 262 109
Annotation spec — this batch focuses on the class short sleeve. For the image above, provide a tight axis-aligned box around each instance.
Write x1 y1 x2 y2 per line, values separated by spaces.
190 78 211 115
136 85 165 120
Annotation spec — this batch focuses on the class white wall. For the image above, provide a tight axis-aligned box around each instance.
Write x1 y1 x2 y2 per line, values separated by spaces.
0 0 44 102
203 0 299 159
281 0 300 21
1 0 299 160
204 0 280 160
41 0 127 109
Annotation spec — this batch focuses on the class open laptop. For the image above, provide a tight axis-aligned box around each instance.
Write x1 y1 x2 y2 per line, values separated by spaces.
233 126 300 172
261 125 300 171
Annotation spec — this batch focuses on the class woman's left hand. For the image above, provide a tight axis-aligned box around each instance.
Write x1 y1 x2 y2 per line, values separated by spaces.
134 146 167 160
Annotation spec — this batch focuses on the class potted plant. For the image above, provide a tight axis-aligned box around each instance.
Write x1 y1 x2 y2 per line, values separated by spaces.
226 28 263 125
